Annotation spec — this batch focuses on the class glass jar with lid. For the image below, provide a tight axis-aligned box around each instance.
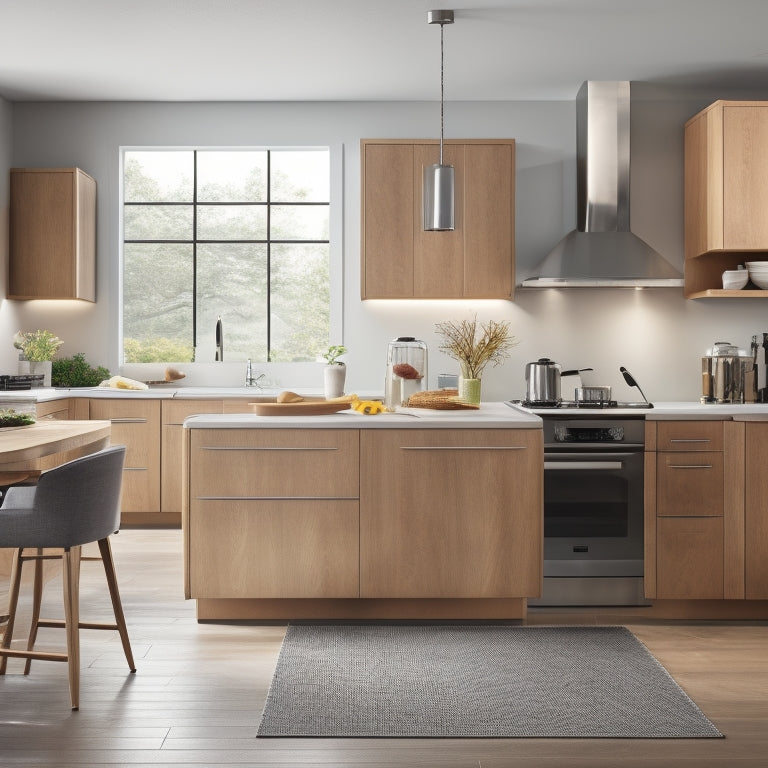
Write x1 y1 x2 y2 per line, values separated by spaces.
384 337 428 410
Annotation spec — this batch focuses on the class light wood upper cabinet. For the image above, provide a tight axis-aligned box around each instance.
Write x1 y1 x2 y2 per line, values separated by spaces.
9 167 96 301
361 139 515 300
684 102 768 298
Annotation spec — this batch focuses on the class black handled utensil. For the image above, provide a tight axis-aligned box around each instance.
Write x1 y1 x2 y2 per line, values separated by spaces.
620 366 653 407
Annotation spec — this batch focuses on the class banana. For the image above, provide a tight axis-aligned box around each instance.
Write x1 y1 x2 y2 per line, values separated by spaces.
351 397 385 415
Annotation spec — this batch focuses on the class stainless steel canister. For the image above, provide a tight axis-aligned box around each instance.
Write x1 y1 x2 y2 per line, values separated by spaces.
701 342 756 403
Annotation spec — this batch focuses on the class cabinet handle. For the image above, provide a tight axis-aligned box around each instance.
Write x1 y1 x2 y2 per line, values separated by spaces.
123 467 148 472
109 417 148 424
196 495 357 500
402 446 527 451
202 446 339 452
666 464 713 469
669 438 710 443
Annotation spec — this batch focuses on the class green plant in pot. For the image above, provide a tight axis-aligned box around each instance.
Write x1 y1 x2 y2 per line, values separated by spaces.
322 344 347 398
435 315 517 405
14 329 63 386
52 353 111 388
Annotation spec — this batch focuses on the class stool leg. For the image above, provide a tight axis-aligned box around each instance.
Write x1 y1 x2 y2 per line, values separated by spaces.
0 548 24 675
62 546 81 711
23 548 45 675
98 537 136 672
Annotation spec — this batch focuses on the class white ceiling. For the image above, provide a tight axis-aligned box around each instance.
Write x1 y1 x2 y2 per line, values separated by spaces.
2 0 768 102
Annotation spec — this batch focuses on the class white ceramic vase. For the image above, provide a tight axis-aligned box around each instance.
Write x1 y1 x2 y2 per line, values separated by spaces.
323 363 346 399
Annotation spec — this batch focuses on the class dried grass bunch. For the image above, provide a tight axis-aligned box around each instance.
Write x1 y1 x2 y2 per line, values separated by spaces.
435 315 518 380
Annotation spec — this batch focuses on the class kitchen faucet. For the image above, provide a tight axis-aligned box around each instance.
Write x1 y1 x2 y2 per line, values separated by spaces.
215 316 223 361
245 359 264 388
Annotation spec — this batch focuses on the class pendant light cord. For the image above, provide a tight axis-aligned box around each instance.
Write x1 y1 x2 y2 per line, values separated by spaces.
439 21 445 166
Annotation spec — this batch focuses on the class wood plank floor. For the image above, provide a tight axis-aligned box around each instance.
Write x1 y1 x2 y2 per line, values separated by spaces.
0 528 767 767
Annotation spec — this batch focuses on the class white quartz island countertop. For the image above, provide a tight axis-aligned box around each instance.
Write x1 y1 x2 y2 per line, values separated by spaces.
183 401 542 429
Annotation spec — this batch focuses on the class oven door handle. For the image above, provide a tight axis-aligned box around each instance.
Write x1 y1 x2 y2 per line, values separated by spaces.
544 452 636 470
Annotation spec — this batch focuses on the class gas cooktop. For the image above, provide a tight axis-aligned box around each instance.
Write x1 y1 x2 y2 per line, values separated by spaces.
509 399 654 410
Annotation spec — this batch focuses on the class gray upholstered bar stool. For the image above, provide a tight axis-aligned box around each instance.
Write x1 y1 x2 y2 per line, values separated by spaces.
0 445 136 709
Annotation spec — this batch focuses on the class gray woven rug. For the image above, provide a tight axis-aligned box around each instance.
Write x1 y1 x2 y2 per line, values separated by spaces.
257 624 722 738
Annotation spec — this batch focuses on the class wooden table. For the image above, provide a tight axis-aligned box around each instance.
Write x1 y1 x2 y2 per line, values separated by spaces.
0 420 111 484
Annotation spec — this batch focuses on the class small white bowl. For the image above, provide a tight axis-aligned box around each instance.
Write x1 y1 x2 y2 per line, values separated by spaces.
750 273 768 289
722 269 749 290
746 261 768 268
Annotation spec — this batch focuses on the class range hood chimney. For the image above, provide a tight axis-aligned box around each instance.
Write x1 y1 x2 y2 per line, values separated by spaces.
521 81 683 288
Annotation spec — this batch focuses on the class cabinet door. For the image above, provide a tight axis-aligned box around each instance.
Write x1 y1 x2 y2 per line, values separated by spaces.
361 142 415 298
412 143 464 298
89 399 161 515
656 451 723 517
745 422 768 599
361 139 515 300
161 400 222 516
189 499 359 598
656 516 724 599
463 143 515 298
360 429 542 599
723 105 768 250
9 167 95 301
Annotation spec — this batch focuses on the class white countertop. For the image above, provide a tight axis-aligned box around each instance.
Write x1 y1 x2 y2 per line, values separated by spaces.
183 401 542 429
5 387 768 421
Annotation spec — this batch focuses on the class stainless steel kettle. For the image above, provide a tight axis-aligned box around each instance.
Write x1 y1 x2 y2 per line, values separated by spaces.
524 358 592 404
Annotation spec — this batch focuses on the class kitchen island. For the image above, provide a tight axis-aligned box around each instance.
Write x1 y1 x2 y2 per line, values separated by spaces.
182 403 543 620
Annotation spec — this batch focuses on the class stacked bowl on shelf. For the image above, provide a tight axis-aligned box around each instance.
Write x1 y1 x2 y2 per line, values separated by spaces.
746 262 768 289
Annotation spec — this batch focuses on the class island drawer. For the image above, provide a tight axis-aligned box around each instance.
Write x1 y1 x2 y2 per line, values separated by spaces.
189 428 359 498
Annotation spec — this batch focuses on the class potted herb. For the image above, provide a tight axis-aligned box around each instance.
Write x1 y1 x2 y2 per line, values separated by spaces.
435 316 517 404
322 344 347 398
51 353 111 388
13 329 64 386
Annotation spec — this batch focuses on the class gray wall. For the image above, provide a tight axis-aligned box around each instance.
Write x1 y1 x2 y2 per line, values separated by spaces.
5 86 768 401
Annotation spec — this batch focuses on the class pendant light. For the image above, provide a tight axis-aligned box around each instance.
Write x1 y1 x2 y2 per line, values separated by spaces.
423 9 455 231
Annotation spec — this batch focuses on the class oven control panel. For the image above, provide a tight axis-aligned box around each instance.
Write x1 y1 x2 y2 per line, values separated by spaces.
553 424 624 442
542 417 646 447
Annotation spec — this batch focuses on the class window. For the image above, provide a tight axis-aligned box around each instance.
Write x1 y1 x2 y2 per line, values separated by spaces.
121 148 332 363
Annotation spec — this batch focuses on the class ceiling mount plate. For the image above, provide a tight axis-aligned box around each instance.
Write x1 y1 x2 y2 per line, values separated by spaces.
427 10 454 25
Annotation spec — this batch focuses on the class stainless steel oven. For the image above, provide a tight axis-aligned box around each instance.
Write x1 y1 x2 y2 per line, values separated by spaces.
531 415 649 606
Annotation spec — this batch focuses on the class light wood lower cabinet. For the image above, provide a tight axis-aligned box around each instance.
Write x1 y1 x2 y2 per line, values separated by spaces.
187 429 360 599
656 516 724 600
359 429 542 599
745 422 768 599
184 426 543 611
645 420 744 600
189 499 360 598
161 400 223 520
35 398 72 420
88 399 161 522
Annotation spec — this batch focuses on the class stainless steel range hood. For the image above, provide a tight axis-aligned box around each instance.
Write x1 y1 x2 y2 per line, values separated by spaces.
521 81 683 288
